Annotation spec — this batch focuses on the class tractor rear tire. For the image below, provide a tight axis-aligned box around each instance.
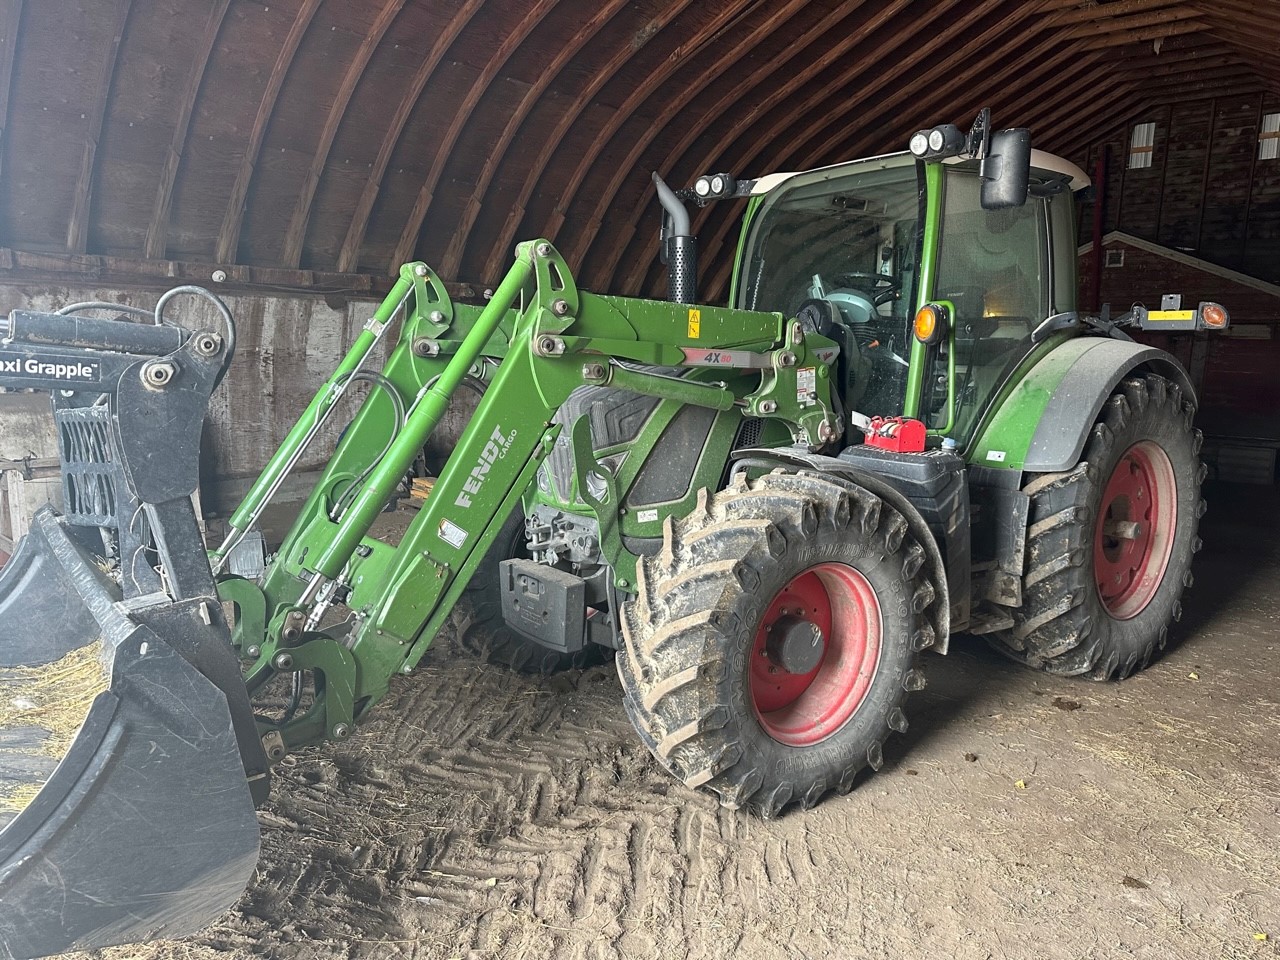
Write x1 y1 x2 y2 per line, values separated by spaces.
448 510 610 675
990 373 1204 678
618 470 941 818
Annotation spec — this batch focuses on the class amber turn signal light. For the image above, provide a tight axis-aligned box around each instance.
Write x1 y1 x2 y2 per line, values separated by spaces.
914 303 948 345
1199 302 1229 330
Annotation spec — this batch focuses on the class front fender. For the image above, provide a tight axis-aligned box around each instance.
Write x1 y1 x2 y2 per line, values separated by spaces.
969 336 1194 473
731 447 952 651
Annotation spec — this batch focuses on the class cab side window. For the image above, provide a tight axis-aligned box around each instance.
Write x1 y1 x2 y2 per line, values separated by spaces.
929 168 1048 444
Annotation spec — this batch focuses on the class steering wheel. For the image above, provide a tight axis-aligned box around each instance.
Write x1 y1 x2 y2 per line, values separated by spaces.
831 272 901 305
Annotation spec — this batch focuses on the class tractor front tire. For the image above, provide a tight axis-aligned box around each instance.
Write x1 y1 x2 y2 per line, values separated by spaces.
990 373 1204 678
448 510 609 675
618 470 941 818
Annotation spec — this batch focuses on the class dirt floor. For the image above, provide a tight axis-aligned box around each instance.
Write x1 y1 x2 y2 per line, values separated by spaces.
74 481 1279 960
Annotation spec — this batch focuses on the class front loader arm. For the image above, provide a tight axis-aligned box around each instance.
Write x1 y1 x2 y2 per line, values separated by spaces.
235 240 837 758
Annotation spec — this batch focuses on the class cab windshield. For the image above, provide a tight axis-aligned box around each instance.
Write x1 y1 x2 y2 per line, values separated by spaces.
736 154 921 417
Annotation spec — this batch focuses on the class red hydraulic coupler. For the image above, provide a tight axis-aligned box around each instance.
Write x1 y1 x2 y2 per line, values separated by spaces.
863 416 927 453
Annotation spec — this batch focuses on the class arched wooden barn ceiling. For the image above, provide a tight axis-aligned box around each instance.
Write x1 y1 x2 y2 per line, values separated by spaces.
0 0 1276 301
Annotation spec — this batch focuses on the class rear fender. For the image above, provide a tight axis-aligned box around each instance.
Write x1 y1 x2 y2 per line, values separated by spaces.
969 336 1194 473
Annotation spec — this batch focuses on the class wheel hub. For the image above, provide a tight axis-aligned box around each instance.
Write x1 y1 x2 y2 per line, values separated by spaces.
749 563 882 747
1094 440 1178 620
765 614 826 675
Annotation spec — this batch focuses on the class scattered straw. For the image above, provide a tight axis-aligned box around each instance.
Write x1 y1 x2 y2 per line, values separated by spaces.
0 642 108 813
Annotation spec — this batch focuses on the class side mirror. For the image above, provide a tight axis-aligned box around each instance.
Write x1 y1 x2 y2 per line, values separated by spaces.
980 128 1031 209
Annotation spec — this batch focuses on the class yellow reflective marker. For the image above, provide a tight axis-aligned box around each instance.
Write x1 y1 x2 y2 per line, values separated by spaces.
1146 309 1195 322
688 308 701 339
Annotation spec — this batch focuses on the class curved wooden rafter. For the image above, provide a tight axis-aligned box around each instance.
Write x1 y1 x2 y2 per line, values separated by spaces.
67 0 131 253
1013 62 1135 146
690 0 1054 298
216 0 322 265
3 0 1275 285
431 0 635 280
698 15 1105 297
1040 83 1149 152
472 0 703 284
381 0 560 275
544 0 788 272
1050 0 1186 24
627 0 992 293
143 0 231 260
279 0 409 269
623 0 986 293
597 0 923 291
813 30 1092 172
334 0 488 274
1062 6 1202 39
961 37 1102 128
559 0 820 273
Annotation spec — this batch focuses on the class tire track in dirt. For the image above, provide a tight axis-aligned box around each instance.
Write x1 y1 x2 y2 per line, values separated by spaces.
63 615 870 960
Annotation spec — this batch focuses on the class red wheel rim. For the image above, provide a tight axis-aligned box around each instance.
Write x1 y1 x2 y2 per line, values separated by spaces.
1093 440 1177 620
748 563 882 747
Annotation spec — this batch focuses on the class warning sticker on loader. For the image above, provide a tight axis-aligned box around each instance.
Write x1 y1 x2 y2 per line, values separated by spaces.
797 366 817 406
687 308 701 339
438 518 468 549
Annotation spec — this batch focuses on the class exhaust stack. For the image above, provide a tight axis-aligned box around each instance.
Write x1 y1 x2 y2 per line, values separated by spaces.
652 172 697 304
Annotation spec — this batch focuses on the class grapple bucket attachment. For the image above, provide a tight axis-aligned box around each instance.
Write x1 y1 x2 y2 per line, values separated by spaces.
0 512 259 958
0 300 267 958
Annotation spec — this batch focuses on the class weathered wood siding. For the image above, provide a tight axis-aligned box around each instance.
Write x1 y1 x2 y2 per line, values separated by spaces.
1077 92 1280 282
0 282 381 508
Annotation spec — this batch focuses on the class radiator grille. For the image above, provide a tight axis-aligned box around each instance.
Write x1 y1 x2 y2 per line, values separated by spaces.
733 417 764 449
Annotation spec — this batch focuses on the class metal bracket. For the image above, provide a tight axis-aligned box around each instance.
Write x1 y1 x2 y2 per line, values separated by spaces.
408 262 453 338
568 414 633 589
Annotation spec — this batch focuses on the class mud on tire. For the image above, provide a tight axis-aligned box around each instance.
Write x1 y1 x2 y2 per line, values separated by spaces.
618 470 943 818
990 373 1205 679
447 510 610 675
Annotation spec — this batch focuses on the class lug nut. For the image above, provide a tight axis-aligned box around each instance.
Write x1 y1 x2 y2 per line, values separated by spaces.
552 298 570 316
273 652 295 671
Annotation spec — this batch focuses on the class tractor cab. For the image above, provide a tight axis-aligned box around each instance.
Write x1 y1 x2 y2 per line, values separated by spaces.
734 147 1090 449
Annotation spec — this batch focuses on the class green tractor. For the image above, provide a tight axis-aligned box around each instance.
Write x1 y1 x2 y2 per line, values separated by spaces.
0 112 1227 957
